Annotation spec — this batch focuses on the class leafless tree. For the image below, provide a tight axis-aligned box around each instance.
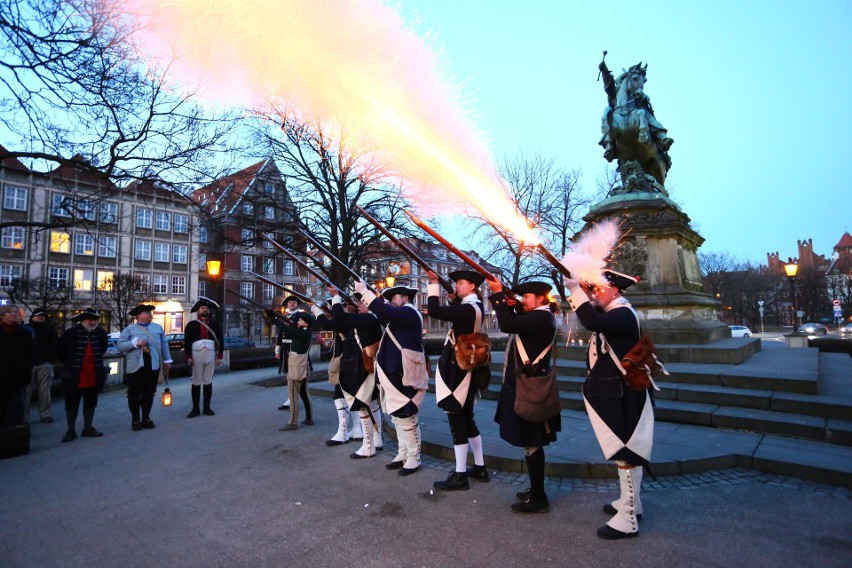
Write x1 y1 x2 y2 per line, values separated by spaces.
0 0 244 232
466 152 593 289
250 115 415 288
4 275 71 316
93 272 152 331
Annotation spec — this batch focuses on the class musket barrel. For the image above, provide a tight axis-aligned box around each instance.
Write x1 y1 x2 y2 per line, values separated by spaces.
297 229 378 294
537 244 572 279
259 233 352 302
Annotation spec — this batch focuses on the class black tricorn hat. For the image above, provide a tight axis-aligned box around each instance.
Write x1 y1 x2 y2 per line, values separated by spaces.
603 269 639 291
190 296 220 313
281 295 300 306
296 312 316 326
30 307 48 319
513 281 552 296
71 308 100 322
129 304 156 317
448 269 485 287
381 280 418 301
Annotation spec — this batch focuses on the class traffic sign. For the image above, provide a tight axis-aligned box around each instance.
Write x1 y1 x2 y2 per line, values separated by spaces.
833 299 842 306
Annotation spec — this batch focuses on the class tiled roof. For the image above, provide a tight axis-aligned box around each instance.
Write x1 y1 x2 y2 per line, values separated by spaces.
191 160 266 214
49 155 115 188
835 231 852 249
0 145 30 172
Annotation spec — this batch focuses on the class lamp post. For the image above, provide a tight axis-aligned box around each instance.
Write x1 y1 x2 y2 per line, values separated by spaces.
206 258 225 333
784 259 799 330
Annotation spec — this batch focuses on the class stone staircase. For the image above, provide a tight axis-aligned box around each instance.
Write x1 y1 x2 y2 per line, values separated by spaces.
487 339 852 448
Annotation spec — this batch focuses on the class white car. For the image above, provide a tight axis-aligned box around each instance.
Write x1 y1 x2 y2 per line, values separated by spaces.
729 325 752 338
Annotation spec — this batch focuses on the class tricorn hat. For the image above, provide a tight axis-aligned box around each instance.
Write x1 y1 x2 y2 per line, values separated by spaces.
603 269 639 291
71 308 100 322
296 312 316 326
190 296 220 313
448 269 485 287
381 279 418 301
513 281 552 297
129 304 156 317
281 295 300 306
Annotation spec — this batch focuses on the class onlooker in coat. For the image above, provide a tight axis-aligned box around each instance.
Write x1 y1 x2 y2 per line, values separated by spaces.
0 305 33 429
55 308 109 443
22 308 57 424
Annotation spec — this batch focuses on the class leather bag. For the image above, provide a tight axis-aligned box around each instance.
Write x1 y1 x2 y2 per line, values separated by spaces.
605 334 667 392
512 334 561 423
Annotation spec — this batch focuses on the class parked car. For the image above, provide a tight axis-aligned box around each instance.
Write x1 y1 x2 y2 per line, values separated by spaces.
165 333 185 349
106 332 120 355
840 323 852 337
729 325 752 338
799 322 828 335
224 336 256 349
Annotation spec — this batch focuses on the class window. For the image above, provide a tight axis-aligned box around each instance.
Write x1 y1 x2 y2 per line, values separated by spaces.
154 242 170 262
51 194 72 217
47 267 68 289
3 185 28 211
97 235 117 257
1 227 25 249
265 182 275 195
242 202 253 215
240 281 253 300
263 283 274 300
284 260 294 276
135 273 150 291
264 206 275 220
174 213 189 233
50 231 71 253
99 202 118 223
173 244 187 264
241 254 253 271
241 228 252 244
155 211 170 231
80 201 96 221
262 232 274 248
96 271 114 290
171 275 186 296
153 274 168 294
198 280 207 297
199 226 208 243
135 239 151 260
0 265 21 287
198 253 207 270
73 269 93 291
136 208 152 228
263 258 275 275
74 233 94 256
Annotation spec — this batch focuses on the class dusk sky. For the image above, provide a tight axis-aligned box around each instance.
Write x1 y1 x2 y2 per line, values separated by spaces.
394 0 852 265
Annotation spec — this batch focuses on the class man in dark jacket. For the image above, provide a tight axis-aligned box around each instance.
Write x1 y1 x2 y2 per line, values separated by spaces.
55 308 108 443
22 308 57 424
0 305 33 429
184 297 224 418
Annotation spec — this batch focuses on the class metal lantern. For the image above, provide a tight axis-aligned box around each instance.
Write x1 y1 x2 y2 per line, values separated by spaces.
161 387 172 407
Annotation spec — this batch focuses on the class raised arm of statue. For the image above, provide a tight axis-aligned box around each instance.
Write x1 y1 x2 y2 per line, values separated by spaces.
599 61 616 106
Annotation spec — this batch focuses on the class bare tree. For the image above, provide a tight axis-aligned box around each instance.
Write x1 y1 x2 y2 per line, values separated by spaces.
93 272 152 331
0 0 244 232
251 116 415 288
698 251 737 296
467 152 592 289
4 275 70 315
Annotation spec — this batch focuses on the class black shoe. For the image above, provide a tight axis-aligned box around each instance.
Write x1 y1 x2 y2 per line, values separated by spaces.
350 451 375 460
434 472 470 491
141 420 156 429
596 524 638 540
187 408 200 418
398 466 420 477
511 496 549 514
467 464 490 483
302 419 314 426
81 427 103 438
326 439 347 446
385 460 405 470
603 503 643 521
350 436 363 441
61 431 77 443
278 404 290 411
132 421 143 431
516 488 531 502
202 407 215 416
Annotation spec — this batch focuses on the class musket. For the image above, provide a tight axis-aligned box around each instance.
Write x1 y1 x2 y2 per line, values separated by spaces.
247 271 332 314
226 288 272 311
536 244 573 280
354 204 454 294
402 209 499 284
297 228 378 295
259 233 353 303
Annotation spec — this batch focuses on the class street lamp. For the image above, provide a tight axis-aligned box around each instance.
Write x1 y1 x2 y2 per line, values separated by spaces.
206 258 226 333
784 259 799 330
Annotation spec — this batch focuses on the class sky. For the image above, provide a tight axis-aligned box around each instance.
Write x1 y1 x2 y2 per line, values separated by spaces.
390 0 852 265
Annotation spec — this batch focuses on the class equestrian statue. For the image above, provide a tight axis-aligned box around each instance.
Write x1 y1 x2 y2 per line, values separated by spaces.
598 52 674 195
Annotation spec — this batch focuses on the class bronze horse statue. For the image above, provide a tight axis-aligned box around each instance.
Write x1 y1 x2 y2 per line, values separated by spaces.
599 59 673 190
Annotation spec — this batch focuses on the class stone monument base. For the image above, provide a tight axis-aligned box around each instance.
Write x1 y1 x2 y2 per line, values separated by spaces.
582 191 731 345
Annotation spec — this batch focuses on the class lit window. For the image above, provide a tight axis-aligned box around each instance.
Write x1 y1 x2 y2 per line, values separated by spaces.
1 227 25 249
74 269 93 291
50 231 71 253
97 271 114 290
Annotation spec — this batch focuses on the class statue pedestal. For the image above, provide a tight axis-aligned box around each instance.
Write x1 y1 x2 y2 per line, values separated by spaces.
583 192 729 344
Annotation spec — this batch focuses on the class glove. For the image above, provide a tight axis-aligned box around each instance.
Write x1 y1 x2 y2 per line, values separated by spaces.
310 305 324 318
264 309 278 321
563 276 581 292
353 279 368 295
